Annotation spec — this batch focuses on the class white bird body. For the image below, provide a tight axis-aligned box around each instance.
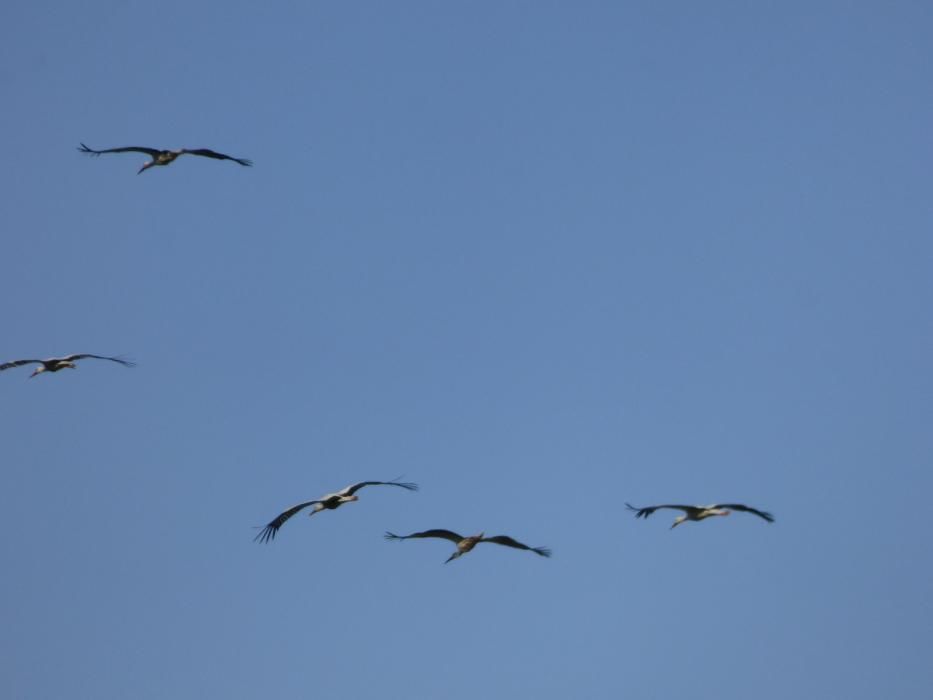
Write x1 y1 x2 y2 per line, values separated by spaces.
0 354 135 378
255 479 418 543
626 502 774 529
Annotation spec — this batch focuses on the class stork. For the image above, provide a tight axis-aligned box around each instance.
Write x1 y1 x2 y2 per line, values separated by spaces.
255 479 418 543
0 354 135 378
385 529 551 563
625 502 774 529
78 143 252 174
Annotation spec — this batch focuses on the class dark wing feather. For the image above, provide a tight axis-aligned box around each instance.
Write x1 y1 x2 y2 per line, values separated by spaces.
712 504 775 522
60 354 136 367
254 500 321 543
0 359 43 372
384 529 463 543
341 479 419 497
625 503 699 519
181 149 252 166
78 143 161 157
481 535 552 557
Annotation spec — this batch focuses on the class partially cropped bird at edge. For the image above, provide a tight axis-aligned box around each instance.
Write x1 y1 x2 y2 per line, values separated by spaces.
625 502 775 529
78 143 252 174
385 529 552 563
0 354 135 378
254 479 419 543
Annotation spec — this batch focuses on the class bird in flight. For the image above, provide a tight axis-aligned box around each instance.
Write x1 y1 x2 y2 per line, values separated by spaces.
0 354 136 378
625 502 774 529
254 479 419 543
385 529 551 563
78 143 252 174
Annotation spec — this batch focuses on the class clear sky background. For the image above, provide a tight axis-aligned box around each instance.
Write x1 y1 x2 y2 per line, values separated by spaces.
2 2 931 698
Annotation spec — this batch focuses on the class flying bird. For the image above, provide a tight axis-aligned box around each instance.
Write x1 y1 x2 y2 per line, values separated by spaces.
254 479 419 543
384 529 551 563
625 502 774 529
78 143 252 174
0 354 135 378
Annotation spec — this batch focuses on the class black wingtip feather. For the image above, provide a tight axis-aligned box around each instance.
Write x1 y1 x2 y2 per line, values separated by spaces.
253 525 277 543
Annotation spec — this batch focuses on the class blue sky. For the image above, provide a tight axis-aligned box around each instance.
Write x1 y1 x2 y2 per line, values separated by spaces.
2 2 931 698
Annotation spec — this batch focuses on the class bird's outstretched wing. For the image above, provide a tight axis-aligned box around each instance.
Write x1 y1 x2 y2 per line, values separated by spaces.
78 143 161 158
711 503 775 522
181 149 252 166
625 503 699 519
254 500 322 543
61 354 136 367
481 535 551 557
384 529 463 543
339 479 419 497
0 359 43 372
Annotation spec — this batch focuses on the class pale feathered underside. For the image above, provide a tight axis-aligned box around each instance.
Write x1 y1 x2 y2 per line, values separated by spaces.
625 502 774 523
0 354 135 372
255 479 418 544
